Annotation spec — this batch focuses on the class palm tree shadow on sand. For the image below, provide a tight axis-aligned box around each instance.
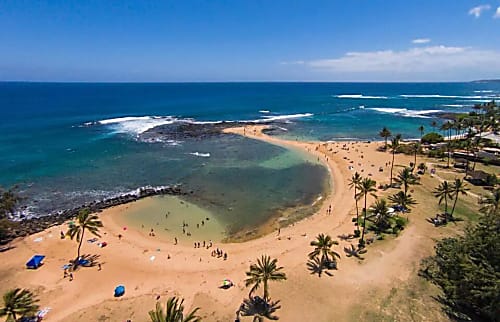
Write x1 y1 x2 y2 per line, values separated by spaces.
238 296 281 321
70 253 101 271
306 257 335 277
343 244 367 260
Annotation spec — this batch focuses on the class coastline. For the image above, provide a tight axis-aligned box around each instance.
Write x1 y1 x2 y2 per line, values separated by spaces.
0 124 455 321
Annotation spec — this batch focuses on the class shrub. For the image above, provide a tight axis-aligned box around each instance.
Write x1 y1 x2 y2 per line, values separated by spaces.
421 132 444 144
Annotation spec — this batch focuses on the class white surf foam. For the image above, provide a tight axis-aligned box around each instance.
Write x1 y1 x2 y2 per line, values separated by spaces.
336 94 388 99
259 113 313 122
189 152 210 157
369 108 442 118
400 94 485 99
442 104 466 108
474 90 494 93
95 116 179 135
259 110 271 113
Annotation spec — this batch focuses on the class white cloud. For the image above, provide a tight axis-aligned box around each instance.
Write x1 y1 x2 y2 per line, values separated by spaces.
280 60 305 65
412 38 431 44
469 5 491 18
304 45 500 76
494 6 500 18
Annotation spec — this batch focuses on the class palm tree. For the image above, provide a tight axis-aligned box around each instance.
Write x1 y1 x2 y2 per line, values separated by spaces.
348 172 362 227
418 125 425 138
479 188 500 215
239 296 281 322
66 208 103 261
308 233 340 267
449 179 469 218
395 167 418 195
433 181 453 215
412 142 421 170
245 255 287 300
389 134 401 187
430 121 438 132
379 127 391 150
388 191 417 212
356 178 377 246
369 198 391 232
149 296 201 322
0 288 39 322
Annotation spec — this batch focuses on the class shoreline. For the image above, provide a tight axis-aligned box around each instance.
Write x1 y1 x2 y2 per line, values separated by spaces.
1 124 444 322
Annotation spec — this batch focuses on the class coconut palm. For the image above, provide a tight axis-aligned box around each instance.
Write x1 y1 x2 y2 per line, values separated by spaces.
149 296 201 322
348 172 362 227
433 181 453 215
395 167 418 195
0 288 39 322
449 179 469 218
388 191 417 212
308 233 340 267
239 296 281 322
356 178 377 246
418 125 425 138
430 121 438 132
479 188 500 215
379 127 391 150
369 198 391 232
245 255 286 300
412 142 421 170
66 208 103 261
389 134 401 187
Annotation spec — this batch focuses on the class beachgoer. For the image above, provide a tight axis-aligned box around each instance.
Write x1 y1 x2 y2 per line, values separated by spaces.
98 263 102 271
174 237 178 245
118 234 122 240
69 273 73 281
223 253 227 260
60 231 65 239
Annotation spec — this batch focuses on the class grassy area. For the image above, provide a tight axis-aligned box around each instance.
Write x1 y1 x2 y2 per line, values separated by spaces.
348 273 449 322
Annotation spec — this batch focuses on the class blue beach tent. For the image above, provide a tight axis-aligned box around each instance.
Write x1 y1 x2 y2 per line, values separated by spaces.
114 285 125 297
26 255 45 269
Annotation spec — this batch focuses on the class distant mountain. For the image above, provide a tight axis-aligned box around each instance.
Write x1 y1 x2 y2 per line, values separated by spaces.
471 79 500 83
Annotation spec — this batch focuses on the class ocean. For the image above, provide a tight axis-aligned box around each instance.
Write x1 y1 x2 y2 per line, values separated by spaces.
1 82 499 238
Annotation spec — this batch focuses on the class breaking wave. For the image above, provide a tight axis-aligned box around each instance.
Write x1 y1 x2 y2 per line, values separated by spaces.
335 94 388 99
368 108 442 118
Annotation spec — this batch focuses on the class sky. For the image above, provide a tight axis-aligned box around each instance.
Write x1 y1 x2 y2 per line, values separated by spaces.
0 0 499 82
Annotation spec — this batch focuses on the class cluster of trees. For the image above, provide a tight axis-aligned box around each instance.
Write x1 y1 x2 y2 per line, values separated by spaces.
433 179 469 220
420 188 499 321
0 186 22 244
349 168 417 246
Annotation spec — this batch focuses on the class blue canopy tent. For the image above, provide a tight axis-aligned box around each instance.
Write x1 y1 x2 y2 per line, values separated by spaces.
26 255 45 269
114 285 125 297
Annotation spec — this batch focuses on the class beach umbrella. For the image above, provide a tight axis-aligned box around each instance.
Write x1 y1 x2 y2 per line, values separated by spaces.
114 285 125 297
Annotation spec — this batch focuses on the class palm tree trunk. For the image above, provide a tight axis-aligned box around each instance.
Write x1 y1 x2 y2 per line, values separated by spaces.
384 137 388 149
77 228 85 260
360 194 368 245
444 195 448 215
263 280 268 300
354 187 359 226
390 151 395 186
12 312 17 321
450 195 458 218
414 148 417 170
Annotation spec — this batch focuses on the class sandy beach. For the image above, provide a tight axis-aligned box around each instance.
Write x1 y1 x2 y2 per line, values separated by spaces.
1 125 473 321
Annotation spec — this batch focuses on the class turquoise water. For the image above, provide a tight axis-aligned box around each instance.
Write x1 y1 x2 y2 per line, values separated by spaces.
0 82 499 230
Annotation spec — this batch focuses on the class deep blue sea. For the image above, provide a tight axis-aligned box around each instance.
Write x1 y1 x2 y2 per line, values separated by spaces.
1 82 499 234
